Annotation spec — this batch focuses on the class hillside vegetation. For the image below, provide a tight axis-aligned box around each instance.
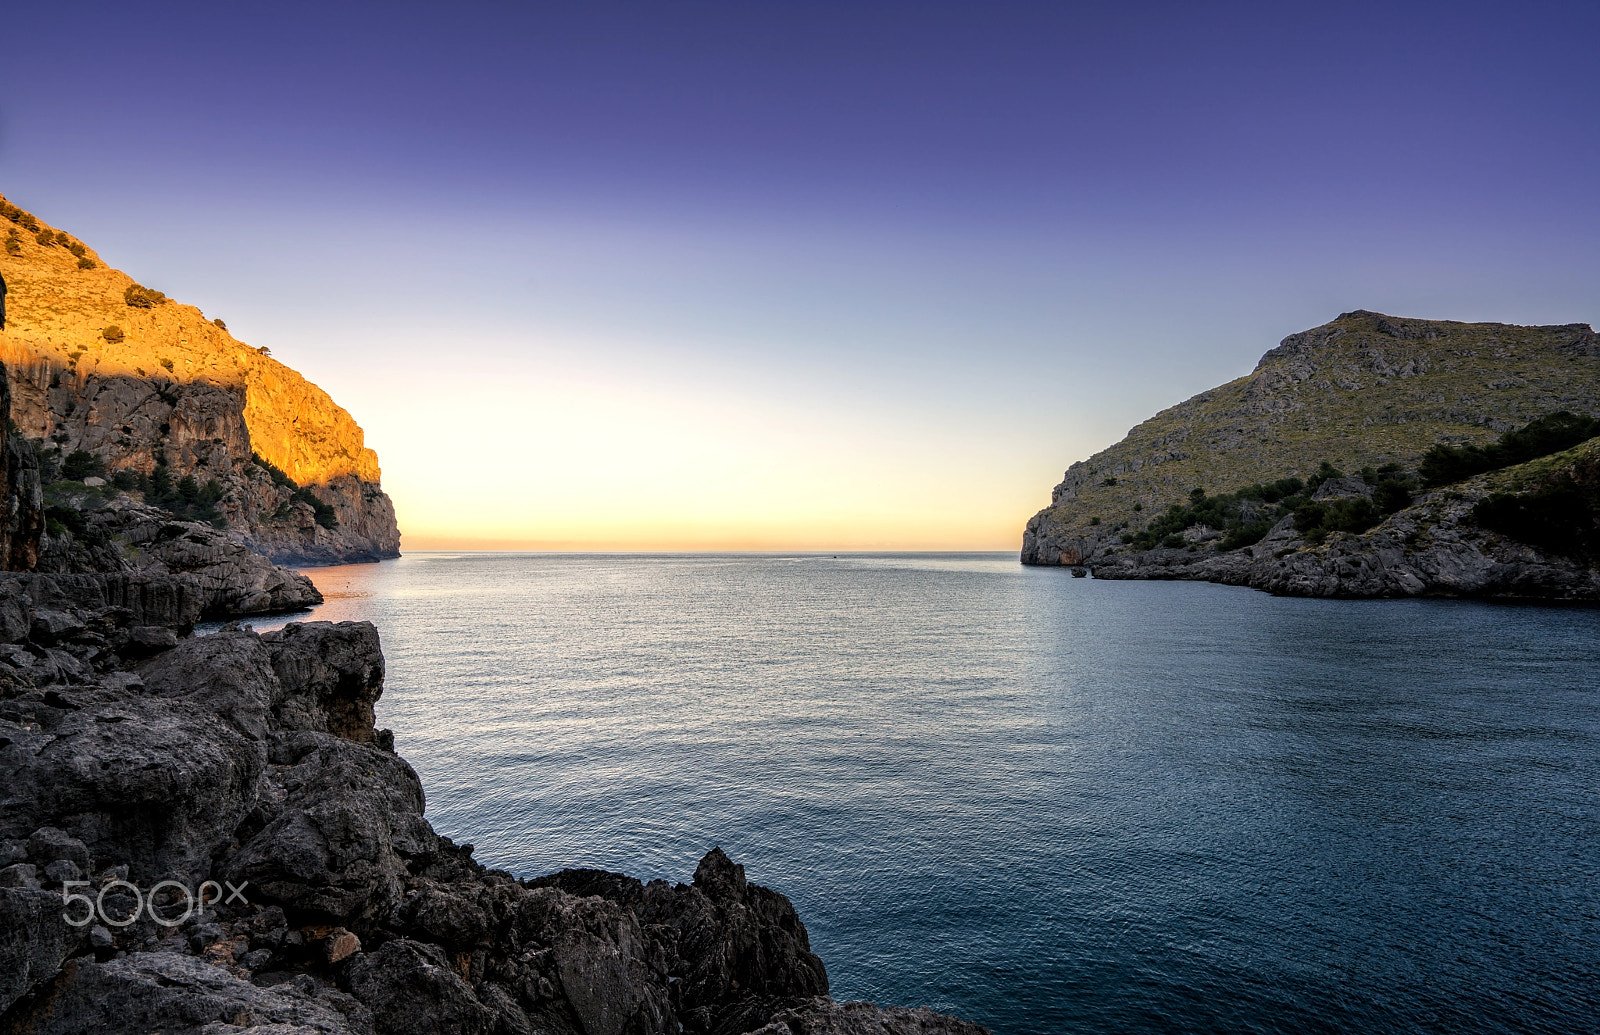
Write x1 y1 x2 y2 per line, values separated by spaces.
1024 310 1600 566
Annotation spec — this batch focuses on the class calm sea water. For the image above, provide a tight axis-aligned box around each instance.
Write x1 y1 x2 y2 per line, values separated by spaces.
242 553 1599 1034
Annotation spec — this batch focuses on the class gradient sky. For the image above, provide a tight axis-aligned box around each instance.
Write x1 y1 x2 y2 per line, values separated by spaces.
3 1 1597 549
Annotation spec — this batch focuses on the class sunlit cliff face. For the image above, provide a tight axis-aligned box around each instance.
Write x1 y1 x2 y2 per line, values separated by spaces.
0 193 379 487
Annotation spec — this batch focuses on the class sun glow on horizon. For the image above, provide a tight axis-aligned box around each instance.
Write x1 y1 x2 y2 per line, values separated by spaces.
339 342 1054 552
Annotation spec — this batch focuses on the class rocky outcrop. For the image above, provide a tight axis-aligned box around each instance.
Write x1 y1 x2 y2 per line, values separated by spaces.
33 489 320 617
0 192 399 566
1024 310 1600 568
1087 437 1600 600
0 603 981 1033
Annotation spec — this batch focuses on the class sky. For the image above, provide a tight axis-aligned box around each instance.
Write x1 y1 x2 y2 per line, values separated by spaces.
2 1 1597 550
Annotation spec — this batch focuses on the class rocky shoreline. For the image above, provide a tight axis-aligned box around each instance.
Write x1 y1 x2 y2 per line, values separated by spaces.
1037 437 1600 602
0 376 983 1035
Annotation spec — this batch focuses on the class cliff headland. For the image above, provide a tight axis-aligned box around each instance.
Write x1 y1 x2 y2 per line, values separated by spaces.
0 196 983 1033
0 193 399 568
1024 311 1600 600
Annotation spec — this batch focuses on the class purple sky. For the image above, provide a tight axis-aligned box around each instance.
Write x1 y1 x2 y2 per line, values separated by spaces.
3 1 1596 547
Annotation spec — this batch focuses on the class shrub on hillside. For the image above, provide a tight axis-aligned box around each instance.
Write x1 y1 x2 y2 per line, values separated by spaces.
1421 412 1600 487
133 460 228 527
4 236 20 256
251 452 297 489
67 241 86 257
77 257 96 270
294 486 340 529
124 283 169 308
34 229 54 247
1473 476 1596 557
160 358 174 372
60 450 104 481
213 318 227 330
102 326 125 343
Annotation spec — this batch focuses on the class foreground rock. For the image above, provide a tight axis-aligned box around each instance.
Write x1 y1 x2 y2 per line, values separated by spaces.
0 594 984 1034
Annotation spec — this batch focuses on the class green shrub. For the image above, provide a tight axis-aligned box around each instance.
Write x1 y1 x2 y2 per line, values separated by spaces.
60 450 103 481
3 235 20 256
251 452 297 489
1161 534 1185 549
1473 476 1596 557
1373 479 1413 514
1220 519 1276 551
67 241 86 257
34 229 54 247
1101 477 1117 486
135 462 227 526
77 257 96 270
213 318 227 330
293 486 339 529
1421 412 1600 487
1132 502 1142 512
44 504 87 537
124 283 169 308
102 325 125 343
1305 462 1345 495
1089 516 1101 526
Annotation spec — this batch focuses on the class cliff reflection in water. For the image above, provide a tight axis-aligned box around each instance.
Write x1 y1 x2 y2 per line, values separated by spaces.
269 552 1600 1035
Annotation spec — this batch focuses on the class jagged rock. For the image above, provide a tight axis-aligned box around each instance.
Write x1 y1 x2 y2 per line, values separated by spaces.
346 939 495 1035
261 623 384 743
2 952 359 1035
0 362 43 573
750 998 992 1035
0 888 81 1015
0 675 267 883
225 731 428 930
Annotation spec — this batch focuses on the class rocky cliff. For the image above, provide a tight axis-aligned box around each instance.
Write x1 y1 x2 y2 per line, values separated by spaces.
1023 310 1600 598
0 193 399 566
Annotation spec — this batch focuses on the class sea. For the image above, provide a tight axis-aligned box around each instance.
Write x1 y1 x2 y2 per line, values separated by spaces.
232 552 1600 1034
